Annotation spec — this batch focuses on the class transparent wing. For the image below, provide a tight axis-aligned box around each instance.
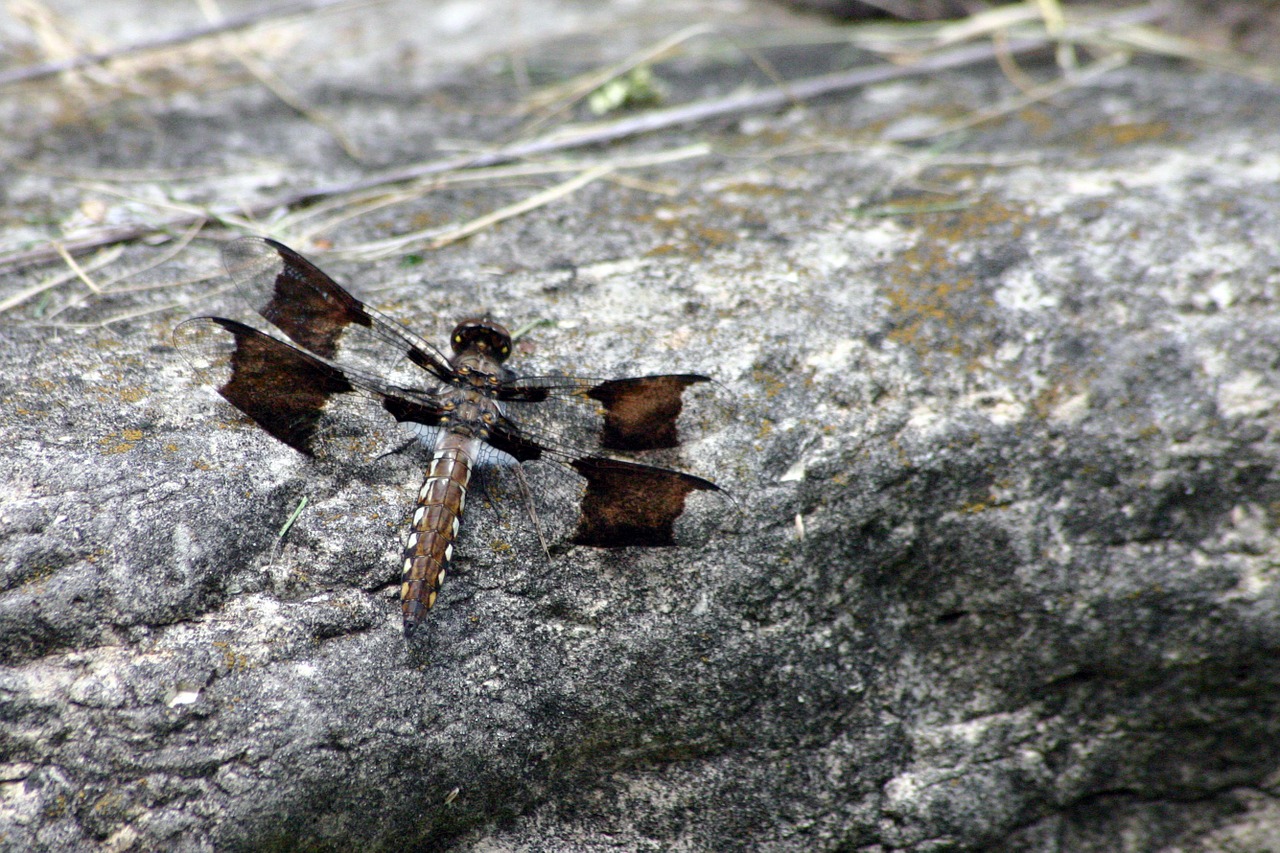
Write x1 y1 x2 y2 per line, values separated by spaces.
221 236 455 389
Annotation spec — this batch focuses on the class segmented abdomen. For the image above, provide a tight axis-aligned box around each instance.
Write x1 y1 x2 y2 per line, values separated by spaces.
401 433 475 636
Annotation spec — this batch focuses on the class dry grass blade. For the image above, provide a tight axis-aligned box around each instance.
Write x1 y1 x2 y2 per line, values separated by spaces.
8 219 209 323
92 217 207 294
0 0 372 88
69 182 260 233
0 3 1179 277
521 24 713 134
0 30 1061 275
338 165 616 260
39 218 207 325
887 51 1131 142
290 146 707 244
1100 23 1280 84
196 0 364 160
0 245 124 314
345 144 709 258
439 164 613 251
52 242 104 294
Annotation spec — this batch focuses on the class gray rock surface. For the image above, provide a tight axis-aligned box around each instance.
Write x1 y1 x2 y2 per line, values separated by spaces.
4 1 1280 850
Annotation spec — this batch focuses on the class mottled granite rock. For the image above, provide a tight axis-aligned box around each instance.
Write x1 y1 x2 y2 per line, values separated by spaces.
3 1 1280 850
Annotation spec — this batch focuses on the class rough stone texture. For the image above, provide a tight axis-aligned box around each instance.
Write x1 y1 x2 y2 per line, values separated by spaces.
3 1 1280 850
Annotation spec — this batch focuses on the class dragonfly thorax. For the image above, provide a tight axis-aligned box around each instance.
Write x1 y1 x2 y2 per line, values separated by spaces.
438 387 501 440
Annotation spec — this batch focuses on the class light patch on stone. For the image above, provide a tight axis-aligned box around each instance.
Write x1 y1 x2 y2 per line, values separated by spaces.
436 1 486 35
105 826 139 852
577 257 643 281
779 458 806 483
862 81 915 105
1218 370 1278 419
961 389 1025 426
804 339 856 381
166 688 200 708
1206 279 1235 310
1062 170 1119 198
804 232 851 277
994 268 1058 312
1228 562 1272 599
1049 391 1091 424
881 113 945 140
856 219 904 250
906 403 942 432
882 771 926 807
995 341 1023 362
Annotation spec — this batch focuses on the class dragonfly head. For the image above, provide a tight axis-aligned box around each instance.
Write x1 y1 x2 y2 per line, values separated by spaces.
450 318 512 363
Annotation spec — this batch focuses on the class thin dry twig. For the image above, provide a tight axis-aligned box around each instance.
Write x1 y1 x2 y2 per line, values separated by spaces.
992 28 1042 94
375 165 614 258
287 148 705 242
336 144 710 259
521 24 713 137
0 245 123 313
52 242 104 294
886 51 1132 142
71 182 261 233
196 0 364 160
0 3 1173 278
0 0 371 88
604 172 680 197
96 216 207 292
1100 22 1280 84
436 162 615 243
44 299 199 330
38 217 208 326
36 264 233 329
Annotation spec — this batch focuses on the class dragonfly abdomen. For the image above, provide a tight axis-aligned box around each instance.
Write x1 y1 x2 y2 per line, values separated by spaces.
401 434 476 636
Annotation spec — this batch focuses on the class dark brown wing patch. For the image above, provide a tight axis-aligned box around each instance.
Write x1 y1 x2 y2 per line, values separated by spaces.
380 394 448 428
499 373 714 454
221 237 455 383
223 238 372 359
584 375 709 451
175 317 354 456
569 457 720 547
486 420 546 464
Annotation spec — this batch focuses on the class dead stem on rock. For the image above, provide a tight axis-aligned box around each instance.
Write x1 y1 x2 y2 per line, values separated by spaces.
2 0 1249 307
0 0 376 88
